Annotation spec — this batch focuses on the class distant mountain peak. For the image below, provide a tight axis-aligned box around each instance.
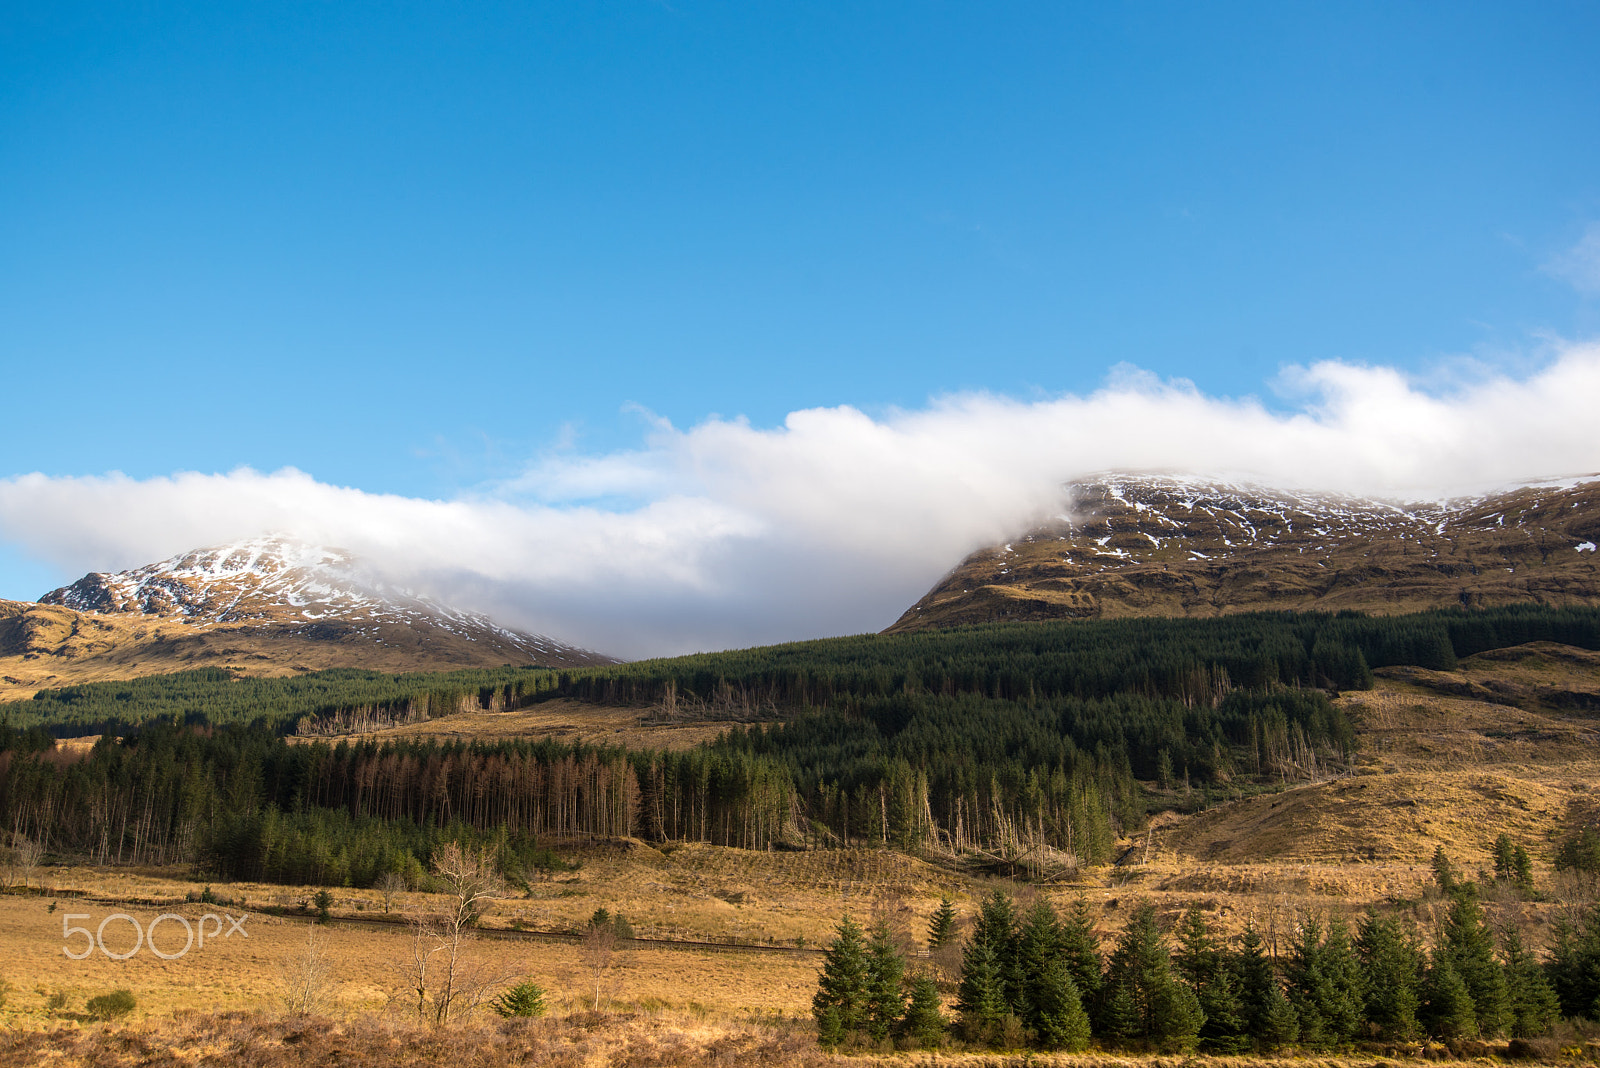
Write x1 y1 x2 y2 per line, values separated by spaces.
39 534 613 668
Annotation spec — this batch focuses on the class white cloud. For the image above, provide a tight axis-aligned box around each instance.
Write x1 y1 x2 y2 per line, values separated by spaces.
1545 223 1600 295
3 344 1600 657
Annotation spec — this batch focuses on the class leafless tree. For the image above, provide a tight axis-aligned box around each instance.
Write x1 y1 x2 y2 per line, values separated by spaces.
2 834 42 890
395 843 517 1024
277 926 335 1016
376 871 406 914
582 922 618 1011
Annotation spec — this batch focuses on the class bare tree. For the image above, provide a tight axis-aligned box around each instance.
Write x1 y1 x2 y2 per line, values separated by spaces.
278 926 335 1016
376 871 406 915
582 921 618 1011
2 834 42 890
395 843 516 1024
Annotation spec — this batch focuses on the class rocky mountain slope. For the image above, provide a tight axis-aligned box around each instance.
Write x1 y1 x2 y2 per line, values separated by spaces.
2 537 612 699
888 473 1600 633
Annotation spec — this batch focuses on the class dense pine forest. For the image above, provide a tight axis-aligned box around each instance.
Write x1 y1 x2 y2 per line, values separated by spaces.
2 605 1599 887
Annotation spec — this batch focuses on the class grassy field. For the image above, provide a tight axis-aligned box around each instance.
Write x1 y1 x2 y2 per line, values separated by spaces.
2 645 1597 1064
291 697 766 752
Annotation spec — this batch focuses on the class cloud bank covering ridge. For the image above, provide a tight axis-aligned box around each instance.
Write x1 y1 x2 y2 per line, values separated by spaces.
4 346 1600 657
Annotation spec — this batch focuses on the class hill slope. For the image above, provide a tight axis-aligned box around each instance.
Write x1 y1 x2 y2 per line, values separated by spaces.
2 536 611 698
888 473 1600 633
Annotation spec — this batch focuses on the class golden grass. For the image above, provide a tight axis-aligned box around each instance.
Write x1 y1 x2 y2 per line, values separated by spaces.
297 699 761 753
3 658 1598 1064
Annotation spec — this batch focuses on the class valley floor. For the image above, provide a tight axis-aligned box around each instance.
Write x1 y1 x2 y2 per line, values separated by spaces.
2 653 1598 1063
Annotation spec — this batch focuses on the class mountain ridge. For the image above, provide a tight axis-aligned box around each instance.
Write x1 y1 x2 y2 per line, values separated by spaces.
886 472 1600 633
2 536 613 699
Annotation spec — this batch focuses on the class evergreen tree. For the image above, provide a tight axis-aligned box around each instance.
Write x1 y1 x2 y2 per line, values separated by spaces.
970 891 1021 1014
1493 834 1516 883
1422 952 1477 1040
1100 904 1204 1050
1501 926 1560 1039
1174 905 1249 1053
1031 957 1092 1051
927 896 958 949
1355 909 1423 1041
813 915 869 1045
1510 845 1534 897
1059 895 1104 1008
863 921 907 1040
956 939 1008 1041
1235 924 1299 1051
1282 916 1362 1049
815 1004 845 1049
1431 845 1460 896
900 973 945 1047
1545 904 1600 1022
1320 917 1366 1045
1174 905 1223 991
1492 835 1535 897
1016 898 1063 1028
1554 828 1600 875
1440 888 1507 1036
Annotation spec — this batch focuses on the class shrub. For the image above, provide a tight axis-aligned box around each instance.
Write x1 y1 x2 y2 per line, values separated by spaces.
86 988 137 1021
491 980 548 1018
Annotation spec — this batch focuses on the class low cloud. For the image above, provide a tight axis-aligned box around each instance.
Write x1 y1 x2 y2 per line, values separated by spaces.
3 344 1600 657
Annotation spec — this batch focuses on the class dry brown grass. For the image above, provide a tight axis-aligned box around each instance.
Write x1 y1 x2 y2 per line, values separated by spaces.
297 699 761 752
3 651 1597 1065
2 1011 1597 1067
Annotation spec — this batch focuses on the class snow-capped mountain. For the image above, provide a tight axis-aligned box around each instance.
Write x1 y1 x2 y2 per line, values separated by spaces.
886 473 1600 632
37 535 613 669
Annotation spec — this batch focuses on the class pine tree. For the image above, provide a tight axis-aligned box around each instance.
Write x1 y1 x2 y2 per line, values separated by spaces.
1431 845 1460 896
1422 952 1477 1040
927 896 958 949
1016 898 1063 1028
1031 956 1092 1051
815 1004 845 1049
1546 903 1600 1021
900 973 945 1048
1492 835 1535 897
1235 924 1299 1051
1059 894 1104 1008
1501 926 1560 1038
813 915 869 1045
1100 904 1204 1050
1493 834 1516 883
1440 888 1507 1036
863 920 907 1040
956 939 1008 1042
1320 917 1366 1045
1280 914 1331 1048
1510 845 1534 897
1355 909 1423 1040
970 891 1021 1014
1174 905 1248 1053
1174 905 1223 992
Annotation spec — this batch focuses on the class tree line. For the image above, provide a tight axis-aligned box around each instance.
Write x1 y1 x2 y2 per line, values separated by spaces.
815 882 1600 1053
4 604 1598 883
7 666 565 736
12 604 1599 738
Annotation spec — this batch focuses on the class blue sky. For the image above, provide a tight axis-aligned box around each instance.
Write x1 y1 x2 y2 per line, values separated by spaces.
4 3 1600 652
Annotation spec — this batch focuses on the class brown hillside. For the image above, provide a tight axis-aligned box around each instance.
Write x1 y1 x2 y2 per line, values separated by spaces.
0 597 598 702
887 473 1600 633
1158 642 1600 869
